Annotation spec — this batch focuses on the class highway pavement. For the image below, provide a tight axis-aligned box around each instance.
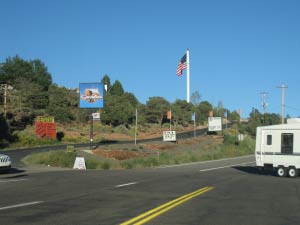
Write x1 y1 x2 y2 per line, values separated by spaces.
1 155 300 225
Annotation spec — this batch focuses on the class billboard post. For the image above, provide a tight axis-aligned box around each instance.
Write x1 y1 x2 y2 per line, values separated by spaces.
79 83 104 150
90 113 93 150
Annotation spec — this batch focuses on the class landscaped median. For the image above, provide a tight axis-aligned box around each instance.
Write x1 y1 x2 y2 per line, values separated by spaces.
22 133 255 170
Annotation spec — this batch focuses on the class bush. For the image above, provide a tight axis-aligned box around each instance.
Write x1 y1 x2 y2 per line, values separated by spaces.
56 132 65 141
66 145 75 153
121 161 134 169
114 125 129 135
23 150 76 168
85 159 98 169
223 134 238 145
101 161 110 170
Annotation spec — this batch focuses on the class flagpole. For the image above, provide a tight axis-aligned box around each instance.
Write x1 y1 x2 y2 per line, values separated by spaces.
186 49 190 103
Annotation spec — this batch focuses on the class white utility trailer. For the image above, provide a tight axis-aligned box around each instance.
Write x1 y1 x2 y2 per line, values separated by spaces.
256 119 300 177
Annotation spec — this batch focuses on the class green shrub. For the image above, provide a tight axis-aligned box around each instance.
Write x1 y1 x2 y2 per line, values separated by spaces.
101 161 110 170
66 145 75 152
23 150 76 168
114 125 129 135
121 161 134 169
223 134 238 145
86 159 98 169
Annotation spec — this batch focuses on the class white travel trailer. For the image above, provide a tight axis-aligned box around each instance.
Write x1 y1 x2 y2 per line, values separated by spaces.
256 120 300 177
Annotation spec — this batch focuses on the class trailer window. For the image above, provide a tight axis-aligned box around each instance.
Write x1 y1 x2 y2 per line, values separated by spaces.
267 135 272 145
281 133 293 154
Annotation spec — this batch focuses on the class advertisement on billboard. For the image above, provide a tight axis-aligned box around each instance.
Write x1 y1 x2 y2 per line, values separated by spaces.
35 116 56 139
79 83 104 108
208 117 222 132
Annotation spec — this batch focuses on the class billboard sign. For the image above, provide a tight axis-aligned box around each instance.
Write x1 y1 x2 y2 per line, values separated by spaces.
79 83 104 108
35 116 56 139
208 117 222 132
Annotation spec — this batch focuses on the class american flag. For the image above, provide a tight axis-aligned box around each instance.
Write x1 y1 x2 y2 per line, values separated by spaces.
176 53 187 76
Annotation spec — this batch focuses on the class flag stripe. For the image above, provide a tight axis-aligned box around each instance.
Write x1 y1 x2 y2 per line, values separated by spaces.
176 53 187 76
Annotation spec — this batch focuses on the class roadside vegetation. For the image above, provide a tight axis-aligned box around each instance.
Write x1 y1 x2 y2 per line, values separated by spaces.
22 126 255 170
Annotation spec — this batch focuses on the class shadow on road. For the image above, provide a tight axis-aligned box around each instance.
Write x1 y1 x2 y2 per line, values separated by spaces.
233 166 275 176
0 168 26 177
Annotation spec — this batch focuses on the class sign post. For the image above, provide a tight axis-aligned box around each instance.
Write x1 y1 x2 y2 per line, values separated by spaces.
192 112 196 138
90 113 93 150
79 83 104 150
167 110 172 131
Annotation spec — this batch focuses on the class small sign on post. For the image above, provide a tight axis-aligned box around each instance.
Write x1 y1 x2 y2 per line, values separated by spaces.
92 113 100 121
163 131 176 142
73 157 86 170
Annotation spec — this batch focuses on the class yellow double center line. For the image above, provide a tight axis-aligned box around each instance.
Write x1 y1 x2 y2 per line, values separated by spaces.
120 186 214 225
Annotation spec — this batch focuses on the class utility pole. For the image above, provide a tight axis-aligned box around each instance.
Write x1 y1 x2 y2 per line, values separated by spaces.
3 84 7 118
135 108 137 145
260 92 268 125
277 84 288 124
0 84 10 118
260 92 268 114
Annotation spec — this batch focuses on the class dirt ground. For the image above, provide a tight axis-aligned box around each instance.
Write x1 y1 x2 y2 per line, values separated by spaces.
92 135 224 161
61 123 223 161
92 149 151 160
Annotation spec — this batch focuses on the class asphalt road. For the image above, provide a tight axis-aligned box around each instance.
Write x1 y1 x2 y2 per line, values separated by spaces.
1 155 300 225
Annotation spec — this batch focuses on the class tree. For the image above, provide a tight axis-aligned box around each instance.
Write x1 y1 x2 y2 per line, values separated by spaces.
214 100 226 117
191 91 201 106
101 74 111 93
30 59 52 90
229 111 240 123
47 85 79 122
0 56 52 89
172 99 193 127
0 56 53 127
0 113 14 147
110 80 124 96
101 95 135 126
197 101 213 124
124 92 139 107
145 97 170 126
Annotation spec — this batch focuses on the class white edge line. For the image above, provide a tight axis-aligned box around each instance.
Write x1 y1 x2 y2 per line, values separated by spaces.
115 182 138 188
0 201 43 211
199 161 256 172
0 178 29 183
156 155 254 169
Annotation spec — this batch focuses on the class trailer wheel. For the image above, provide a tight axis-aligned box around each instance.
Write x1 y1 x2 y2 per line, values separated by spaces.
288 167 298 178
277 166 287 177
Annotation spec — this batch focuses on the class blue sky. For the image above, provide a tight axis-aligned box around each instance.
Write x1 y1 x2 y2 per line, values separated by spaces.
1 0 300 118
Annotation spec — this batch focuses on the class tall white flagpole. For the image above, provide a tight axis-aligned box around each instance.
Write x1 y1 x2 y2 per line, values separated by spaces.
186 49 190 103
